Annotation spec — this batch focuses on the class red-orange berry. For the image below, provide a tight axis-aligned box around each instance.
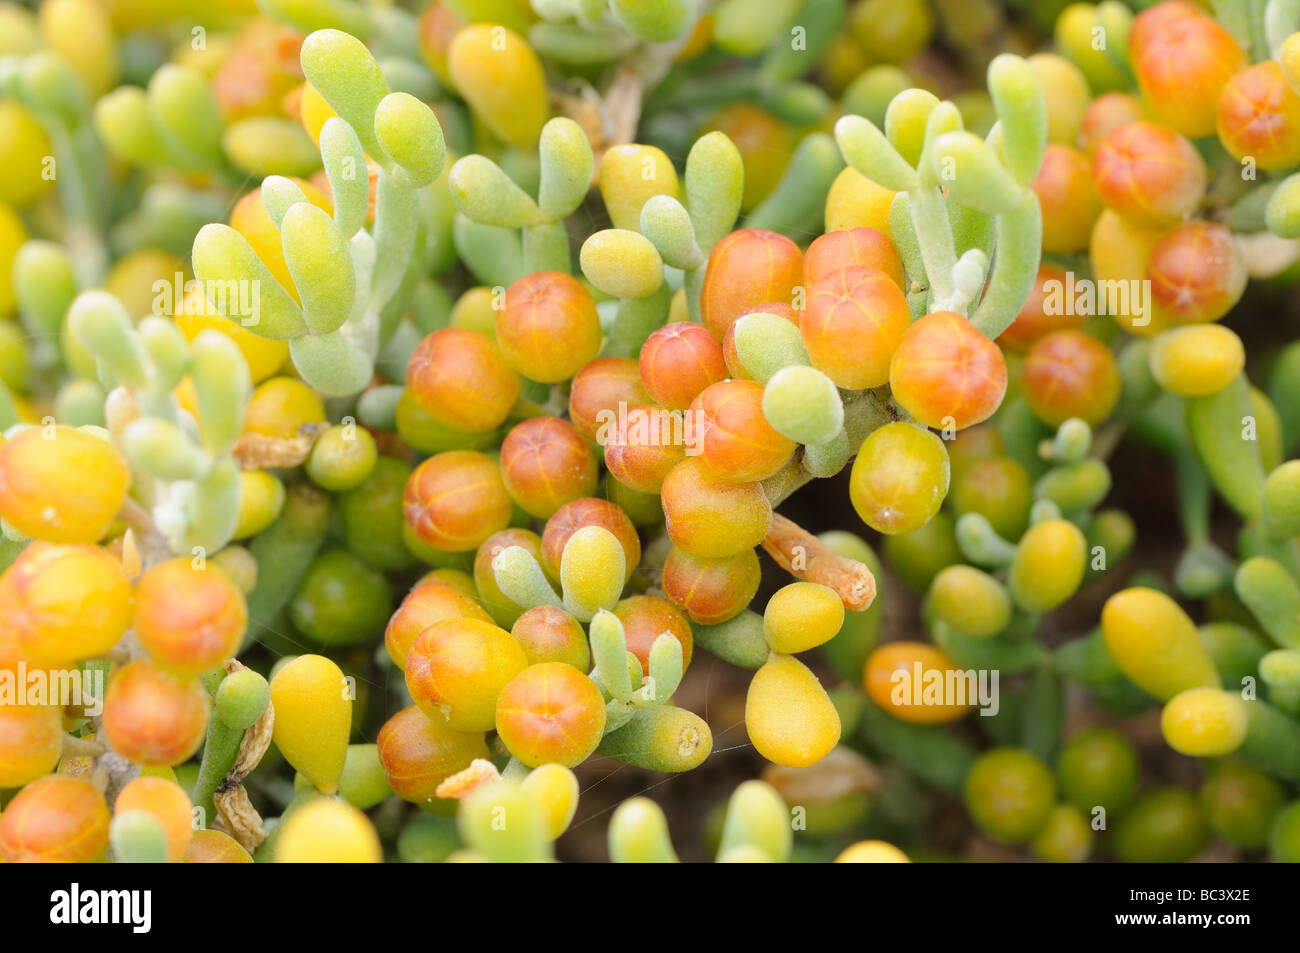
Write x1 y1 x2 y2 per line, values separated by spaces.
500 416 599 518
997 264 1087 351
510 605 591 669
1147 221 1247 325
1022 330 1121 428
101 659 210 766
404 450 513 552
377 704 489 805
1091 121 1206 227
889 311 1008 431
568 357 650 442
498 271 603 382
803 227 905 289
801 265 910 389
603 403 689 494
661 546 761 625
689 379 796 482
406 328 521 433
638 321 728 411
1217 60 1300 171
699 228 803 340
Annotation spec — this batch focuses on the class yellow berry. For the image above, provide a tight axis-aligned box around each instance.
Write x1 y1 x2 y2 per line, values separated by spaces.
243 376 326 439
0 426 130 543
745 653 840 768
1008 519 1087 612
232 470 285 539
1160 687 1247 757
825 166 896 235
1149 325 1245 398
835 840 910 862
275 798 381 862
763 582 844 654
0 102 54 207
598 144 680 232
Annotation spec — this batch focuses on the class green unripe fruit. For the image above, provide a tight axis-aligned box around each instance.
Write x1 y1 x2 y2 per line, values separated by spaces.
964 747 1055 844
289 548 394 647
307 423 378 492
215 669 270 731
1113 788 1208 863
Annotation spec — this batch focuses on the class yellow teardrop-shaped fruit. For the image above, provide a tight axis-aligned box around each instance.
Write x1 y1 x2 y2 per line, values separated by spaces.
270 655 353 794
1101 588 1220 702
446 24 548 150
745 653 840 768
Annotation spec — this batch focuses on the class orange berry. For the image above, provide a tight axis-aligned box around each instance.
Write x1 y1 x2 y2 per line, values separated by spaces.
803 227 904 289
638 321 728 411
864 641 972 724
568 357 649 442
699 228 803 340
405 617 529 733
133 558 247 674
101 659 209 766
661 546 760 625
403 450 513 552
1022 330 1121 428
495 662 606 767
802 265 910 389
689 380 796 482
377 704 490 805
541 498 641 583
612 594 694 672
0 542 133 664
384 581 493 670
498 272 603 382
406 328 521 434
997 263 1087 351
1131 3 1244 138
1091 121 1206 226
114 776 193 862
1217 60 1300 171
500 416 599 518
1033 144 1102 255
0 775 110 862
889 311 1007 431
